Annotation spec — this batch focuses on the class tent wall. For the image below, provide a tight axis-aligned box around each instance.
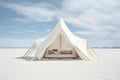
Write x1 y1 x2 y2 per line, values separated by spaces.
48 34 74 51
47 34 60 51
61 34 73 51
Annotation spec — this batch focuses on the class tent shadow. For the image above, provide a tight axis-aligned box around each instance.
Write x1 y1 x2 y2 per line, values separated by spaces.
15 57 83 61
15 57 33 61
40 59 81 61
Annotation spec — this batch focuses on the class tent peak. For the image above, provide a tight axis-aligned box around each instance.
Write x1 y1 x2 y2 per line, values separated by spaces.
59 17 64 21
58 17 65 24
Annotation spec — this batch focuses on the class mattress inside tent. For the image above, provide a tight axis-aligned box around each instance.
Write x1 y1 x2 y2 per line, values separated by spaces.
45 54 77 58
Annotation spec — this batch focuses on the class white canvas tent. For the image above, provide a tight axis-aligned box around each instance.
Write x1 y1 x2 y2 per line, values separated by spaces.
23 18 97 60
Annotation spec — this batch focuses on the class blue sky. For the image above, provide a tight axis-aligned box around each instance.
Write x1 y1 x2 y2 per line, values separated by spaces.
0 0 120 47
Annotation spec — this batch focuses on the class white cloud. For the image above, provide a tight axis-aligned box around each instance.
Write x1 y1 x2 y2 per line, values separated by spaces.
3 2 57 22
45 29 51 32
74 31 95 35
11 31 22 34
74 30 112 37
11 30 36 34
109 32 120 39
23 30 36 33
61 0 120 29
14 18 29 23
7 26 16 28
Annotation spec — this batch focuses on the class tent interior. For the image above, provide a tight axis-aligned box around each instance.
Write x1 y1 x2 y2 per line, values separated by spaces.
42 33 80 59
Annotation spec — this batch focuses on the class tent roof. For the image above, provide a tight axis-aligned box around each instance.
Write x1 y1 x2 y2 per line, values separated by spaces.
34 17 90 59
35 17 85 42
52 17 85 41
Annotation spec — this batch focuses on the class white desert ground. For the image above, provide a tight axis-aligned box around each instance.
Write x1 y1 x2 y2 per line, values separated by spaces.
0 48 120 80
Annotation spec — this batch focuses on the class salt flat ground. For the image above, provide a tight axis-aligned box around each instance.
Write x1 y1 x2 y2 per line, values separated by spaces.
0 49 120 80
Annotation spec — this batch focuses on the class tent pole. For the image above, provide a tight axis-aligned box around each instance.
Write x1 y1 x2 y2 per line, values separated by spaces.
29 48 34 57
23 44 34 57
25 47 34 57
23 48 32 57
23 48 31 57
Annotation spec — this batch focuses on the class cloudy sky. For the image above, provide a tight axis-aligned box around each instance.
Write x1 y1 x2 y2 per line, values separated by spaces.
0 0 120 47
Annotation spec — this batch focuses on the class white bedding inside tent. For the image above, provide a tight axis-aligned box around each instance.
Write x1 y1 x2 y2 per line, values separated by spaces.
45 54 77 58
